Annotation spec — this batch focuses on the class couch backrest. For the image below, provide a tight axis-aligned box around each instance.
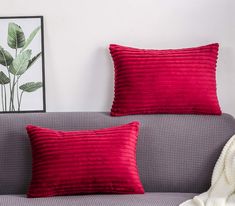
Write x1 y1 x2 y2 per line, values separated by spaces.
0 112 235 194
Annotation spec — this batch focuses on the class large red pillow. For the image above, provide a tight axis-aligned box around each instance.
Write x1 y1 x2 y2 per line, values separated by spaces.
26 122 144 198
109 43 221 116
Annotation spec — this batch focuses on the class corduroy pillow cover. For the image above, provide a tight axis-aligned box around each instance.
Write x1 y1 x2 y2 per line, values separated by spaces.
109 43 221 116
26 122 144 198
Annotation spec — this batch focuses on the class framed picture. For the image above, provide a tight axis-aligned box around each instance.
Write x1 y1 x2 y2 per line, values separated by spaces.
0 16 45 113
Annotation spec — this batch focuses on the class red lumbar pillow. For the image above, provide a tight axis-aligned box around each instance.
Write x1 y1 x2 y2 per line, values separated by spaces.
109 43 221 116
26 122 144 198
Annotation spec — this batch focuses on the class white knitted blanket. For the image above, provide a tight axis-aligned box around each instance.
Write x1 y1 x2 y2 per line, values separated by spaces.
180 134 235 206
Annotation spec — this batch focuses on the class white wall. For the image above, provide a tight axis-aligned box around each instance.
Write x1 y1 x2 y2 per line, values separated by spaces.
2 0 235 115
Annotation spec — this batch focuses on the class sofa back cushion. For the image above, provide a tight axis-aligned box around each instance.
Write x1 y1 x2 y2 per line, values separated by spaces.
0 112 234 194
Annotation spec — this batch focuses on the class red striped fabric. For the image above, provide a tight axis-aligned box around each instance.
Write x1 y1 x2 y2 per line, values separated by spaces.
26 122 144 198
109 43 221 116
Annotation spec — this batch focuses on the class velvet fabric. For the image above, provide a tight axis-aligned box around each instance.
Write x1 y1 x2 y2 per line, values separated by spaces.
26 122 144 198
109 43 221 116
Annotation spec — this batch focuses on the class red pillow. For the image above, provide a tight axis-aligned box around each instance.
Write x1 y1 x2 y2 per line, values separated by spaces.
109 43 221 116
26 122 144 198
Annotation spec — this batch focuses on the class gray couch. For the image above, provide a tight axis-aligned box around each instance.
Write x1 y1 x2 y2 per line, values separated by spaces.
0 112 235 206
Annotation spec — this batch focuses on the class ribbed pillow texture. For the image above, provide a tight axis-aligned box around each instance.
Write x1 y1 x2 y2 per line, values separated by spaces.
109 43 221 116
26 122 144 198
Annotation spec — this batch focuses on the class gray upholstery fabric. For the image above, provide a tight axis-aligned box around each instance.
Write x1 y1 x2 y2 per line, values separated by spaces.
0 112 235 195
0 193 196 206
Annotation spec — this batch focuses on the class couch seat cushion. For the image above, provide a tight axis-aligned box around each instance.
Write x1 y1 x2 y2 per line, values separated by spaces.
0 192 196 206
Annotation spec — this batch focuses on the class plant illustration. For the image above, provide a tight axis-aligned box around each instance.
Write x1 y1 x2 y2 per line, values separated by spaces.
0 22 42 112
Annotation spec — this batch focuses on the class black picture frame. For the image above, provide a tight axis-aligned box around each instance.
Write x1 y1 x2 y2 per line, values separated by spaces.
0 16 46 113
